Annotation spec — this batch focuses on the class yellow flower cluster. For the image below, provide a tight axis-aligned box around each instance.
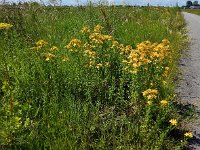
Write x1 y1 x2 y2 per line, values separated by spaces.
44 53 55 61
64 25 114 69
145 95 169 107
117 44 133 55
50 46 59 51
31 39 65 62
147 100 153 105
84 49 96 58
0 23 13 29
96 63 103 69
169 119 193 138
80 27 90 34
111 41 120 49
184 132 193 138
160 100 168 107
122 39 171 74
83 42 96 49
93 24 104 33
31 40 48 50
36 40 48 47
169 119 177 126
142 89 158 100
162 66 170 77
89 33 113 44
65 39 82 51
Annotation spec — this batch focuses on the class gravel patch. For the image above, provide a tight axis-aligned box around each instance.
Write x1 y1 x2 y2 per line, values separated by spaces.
177 12 200 149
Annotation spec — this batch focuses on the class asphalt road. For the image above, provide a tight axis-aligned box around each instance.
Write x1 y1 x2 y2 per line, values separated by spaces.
178 12 200 149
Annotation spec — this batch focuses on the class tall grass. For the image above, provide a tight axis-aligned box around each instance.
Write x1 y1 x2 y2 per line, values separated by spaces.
0 4 191 149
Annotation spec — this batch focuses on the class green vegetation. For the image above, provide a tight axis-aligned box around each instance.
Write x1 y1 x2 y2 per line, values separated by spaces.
185 1 200 8
184 9 200 15
0 4 191 149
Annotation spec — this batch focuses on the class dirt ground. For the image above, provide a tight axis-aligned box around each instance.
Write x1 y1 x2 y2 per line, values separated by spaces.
177 12 200 149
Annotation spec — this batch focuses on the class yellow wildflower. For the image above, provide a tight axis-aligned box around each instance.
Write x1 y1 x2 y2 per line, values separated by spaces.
96 63 103 69
83 42 96 50
80 27 90 34
169 119 177 126
31 46 42 51
100 34 113 41
0 23 13 29
160 100 168 107
120 45 132 54
150 52 160 59
50 46 59 51
87 61 95 67
123 39 171 74
118 44 125 51
162 39 170 45
84 49 96 58
147 100 152 105
128 52 138 62
165 67 170 71
163 67 170 77
36 40 48 47
142 89 158 100
65 39 82 49
44 53 55 61
133 63 140 68
146 95 155 100
111 41 119 48
89 33 103 44
184 132 193 138
122 60 129 64
104 62 110 67
93 24 103 33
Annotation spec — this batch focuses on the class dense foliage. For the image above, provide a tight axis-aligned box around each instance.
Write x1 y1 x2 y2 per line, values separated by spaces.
0 4 191 149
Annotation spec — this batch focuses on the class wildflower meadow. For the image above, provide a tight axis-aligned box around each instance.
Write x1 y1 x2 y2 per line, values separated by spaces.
0 3 193 149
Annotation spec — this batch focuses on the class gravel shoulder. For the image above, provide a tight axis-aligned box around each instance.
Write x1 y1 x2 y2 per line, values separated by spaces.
177 12 200 149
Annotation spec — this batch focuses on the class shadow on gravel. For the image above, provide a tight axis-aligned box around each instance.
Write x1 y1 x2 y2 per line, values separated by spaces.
176 102 197 117
177 103 200 150
187 136 200 149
